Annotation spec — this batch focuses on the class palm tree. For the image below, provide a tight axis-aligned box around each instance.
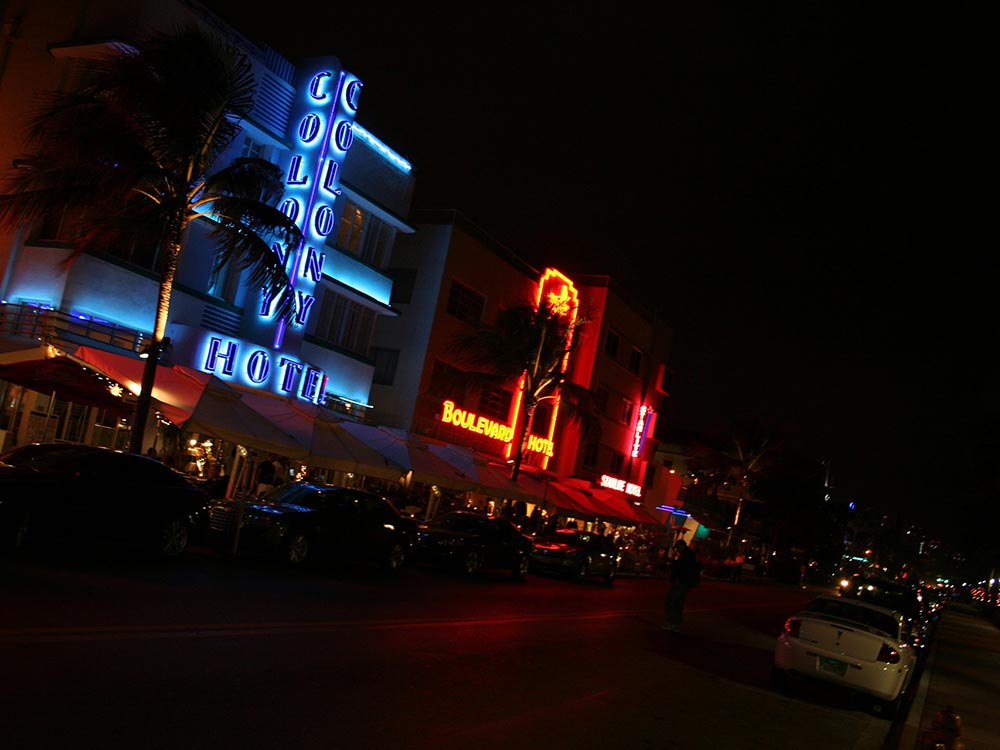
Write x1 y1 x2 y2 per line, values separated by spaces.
446 302 600 482
0 25 302 453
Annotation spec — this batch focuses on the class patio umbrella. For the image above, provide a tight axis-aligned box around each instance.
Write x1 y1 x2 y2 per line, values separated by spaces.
424 442 548 504
336 423 476 492
545 480 618 521
560 477 647 525
0 344 131 414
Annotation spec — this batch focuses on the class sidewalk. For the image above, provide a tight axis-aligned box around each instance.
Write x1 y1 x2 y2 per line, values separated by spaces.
898 603 1000 749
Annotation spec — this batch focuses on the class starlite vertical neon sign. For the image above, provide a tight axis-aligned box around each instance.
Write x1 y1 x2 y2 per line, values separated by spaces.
631 404 651 458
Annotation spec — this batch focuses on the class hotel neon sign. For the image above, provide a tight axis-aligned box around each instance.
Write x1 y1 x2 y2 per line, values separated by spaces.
437 269 577 463
196 61 362 404
600 473 643 498
631 404 651 458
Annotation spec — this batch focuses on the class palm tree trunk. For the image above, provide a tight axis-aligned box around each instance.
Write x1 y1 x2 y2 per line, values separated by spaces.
128 233 181 454
511 403 534 482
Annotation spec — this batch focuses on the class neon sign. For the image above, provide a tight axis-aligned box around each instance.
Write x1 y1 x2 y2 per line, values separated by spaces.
631 404 651 458
202 335 328 404
268 63 362 349
600 474 643 498
440 400 514 442
504 269 579 468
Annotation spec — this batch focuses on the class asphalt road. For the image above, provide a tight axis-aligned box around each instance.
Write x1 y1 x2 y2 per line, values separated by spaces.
0 548 908 750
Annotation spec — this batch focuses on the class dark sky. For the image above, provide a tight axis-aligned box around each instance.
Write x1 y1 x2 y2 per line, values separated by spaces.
205 3 988 533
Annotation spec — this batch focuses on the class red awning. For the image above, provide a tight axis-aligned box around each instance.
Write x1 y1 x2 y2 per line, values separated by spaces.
0 347 131 415
547 480 633 524
73 346 304 457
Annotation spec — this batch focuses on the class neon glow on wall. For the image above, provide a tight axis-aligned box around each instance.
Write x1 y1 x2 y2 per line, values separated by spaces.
507 268 579 468
270 64 362 349
437 269 577 464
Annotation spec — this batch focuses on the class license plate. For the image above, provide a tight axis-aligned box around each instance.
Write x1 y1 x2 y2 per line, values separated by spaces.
817 656 847 676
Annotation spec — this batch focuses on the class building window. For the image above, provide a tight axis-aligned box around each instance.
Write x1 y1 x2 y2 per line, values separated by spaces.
605 330 620 360
358 214 395 268
583 439 599 467
314 290 375 357
389 268 417 304
445 280 485 325
207 260 241 304
595 385 609 415
609 451 625 475
620 399 634 425
429 360 465 398
644 463 656 485
336 200 367 256
241 135 268 160
628 346 644 375
372 347 399 385
477 387 513 421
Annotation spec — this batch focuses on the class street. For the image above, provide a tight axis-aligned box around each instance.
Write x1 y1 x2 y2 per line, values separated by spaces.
1 548 905 750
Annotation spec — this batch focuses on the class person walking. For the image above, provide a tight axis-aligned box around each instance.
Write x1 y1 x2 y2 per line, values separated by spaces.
663 539 701 632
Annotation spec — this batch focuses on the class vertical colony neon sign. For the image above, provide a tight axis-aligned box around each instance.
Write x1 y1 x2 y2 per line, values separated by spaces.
203 62 361 404
505 268 579 469
270 65 362 348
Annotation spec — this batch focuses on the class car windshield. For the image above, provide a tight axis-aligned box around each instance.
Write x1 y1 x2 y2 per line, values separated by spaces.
259 483 316 505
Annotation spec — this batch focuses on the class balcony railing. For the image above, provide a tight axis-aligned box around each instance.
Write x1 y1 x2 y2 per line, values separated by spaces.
0 302 148 356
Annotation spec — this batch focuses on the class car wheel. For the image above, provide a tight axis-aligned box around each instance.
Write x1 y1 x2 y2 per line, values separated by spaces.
462 551 482 576
770 666 789 691
575 559 590 582
512 553 529 580
0 510 29 555
876 694 902 720
157 519 189 558
284 531 311 565
383 542 406 572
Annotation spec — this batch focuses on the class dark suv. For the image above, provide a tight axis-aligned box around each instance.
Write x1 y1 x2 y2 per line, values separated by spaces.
205 482 417 570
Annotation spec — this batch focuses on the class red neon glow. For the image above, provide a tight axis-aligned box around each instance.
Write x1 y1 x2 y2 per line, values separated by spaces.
503 269 578 470
631 404 650 458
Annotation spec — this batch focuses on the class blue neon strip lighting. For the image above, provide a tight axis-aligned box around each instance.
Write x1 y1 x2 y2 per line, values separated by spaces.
352 124 411 173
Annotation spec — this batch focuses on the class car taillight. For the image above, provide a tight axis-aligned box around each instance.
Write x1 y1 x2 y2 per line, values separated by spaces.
876 643 900 664
782 618 801 638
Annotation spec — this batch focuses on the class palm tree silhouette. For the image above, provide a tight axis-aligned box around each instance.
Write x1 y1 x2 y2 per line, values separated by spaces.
0 25 302 452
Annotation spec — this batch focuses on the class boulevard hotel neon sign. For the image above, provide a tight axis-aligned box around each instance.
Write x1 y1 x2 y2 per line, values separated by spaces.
439 269 577 466
200 63 361 404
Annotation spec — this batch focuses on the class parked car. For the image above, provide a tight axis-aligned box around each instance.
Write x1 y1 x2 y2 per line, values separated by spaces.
204 482 417 570
530 528 620 585
773 594 918 718
414 510 532 579
0 442 209 558
838 574 934 649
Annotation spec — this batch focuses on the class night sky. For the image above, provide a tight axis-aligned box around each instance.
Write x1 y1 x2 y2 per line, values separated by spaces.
204 3 987 537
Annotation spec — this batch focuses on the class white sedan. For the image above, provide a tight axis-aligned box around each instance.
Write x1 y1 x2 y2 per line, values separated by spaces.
773 594 917 718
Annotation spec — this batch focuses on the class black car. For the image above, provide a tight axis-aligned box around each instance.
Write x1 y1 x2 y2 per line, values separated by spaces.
414 510 532 579
204 482 418 570
530 528 620 585
0 442 209 558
